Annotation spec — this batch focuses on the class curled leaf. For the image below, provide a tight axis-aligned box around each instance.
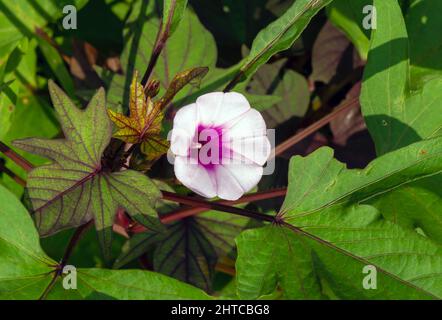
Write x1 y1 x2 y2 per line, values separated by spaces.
108 71 168 162
156 67 209 109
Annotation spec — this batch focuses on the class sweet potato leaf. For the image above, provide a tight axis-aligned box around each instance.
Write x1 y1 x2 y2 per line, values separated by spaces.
44 268 212 300
234 0 334 85
163 0 188 36
235 226 323 299
153 218 217 292
280 140 442 298
0 184 55 299
236 138 442 299
196 210 252 258
13 81 164 259
361 0 442 156
360 0 442 243
246 60 310 128
0 184 211 300
114 210 251 276
326 0 370 60
108 72 169 162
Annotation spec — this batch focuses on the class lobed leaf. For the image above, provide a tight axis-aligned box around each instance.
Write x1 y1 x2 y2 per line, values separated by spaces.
108 71 169 162
13 81 164 259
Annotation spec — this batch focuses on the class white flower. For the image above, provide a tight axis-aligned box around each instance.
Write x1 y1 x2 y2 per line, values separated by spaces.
170 92 271 200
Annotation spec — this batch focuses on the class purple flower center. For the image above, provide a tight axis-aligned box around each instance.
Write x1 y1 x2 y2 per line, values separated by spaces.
193 124 227 170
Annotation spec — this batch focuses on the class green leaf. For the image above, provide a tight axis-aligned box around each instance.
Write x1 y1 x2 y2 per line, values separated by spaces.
1 93 59 196
115 206 252 270
45 268 212 300
280 141 442 298
0 184 55 299
13 81 164 259
163 0 188 36
0 0 89 41
105 9 218 112
41 227 126 269
36 36 75 97
407 0 442 87
327 0 371 60
0 41 60 195
246 60 310 128
114 231 163 270
360 0 442 244
196 210 252 258
235 226 323 299
365 175 442 244
153 218 217 292
235 0 333 85
360 0 442 155
0 183 208 300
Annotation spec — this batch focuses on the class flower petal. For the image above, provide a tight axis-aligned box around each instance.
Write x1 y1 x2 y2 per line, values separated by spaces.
196 92 251 126
215 163 263 200
226 109 267 137
215 165 245 200
174 156 217 198
225 109 271 166
170 103 197 156
229 135 271 166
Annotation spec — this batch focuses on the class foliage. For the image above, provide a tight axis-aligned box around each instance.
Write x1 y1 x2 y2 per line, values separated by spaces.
0 0 442 301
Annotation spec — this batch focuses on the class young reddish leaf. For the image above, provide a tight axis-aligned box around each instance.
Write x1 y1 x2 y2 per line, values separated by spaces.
140 135 170 162
156 67 209 109
108 71 169 162
144 79 161 98
13 80 164 260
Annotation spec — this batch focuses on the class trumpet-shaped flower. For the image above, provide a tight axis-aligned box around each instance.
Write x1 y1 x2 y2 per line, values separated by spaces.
170 92 271 200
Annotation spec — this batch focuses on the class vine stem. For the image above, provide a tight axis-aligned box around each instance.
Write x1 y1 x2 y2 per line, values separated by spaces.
0 161 26 186
160 188 286 224
272 96 360 158
60 220 94 266
39 220 93 300
0 141 33 172
141 1 176 87
161 191 276 223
